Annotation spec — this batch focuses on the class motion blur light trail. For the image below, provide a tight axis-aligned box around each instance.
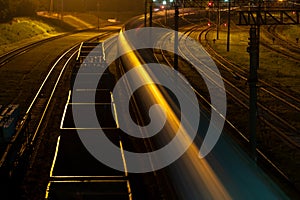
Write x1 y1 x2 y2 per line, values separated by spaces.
72 27 288 199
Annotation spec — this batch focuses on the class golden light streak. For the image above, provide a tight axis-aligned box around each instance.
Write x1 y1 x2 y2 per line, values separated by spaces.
118 31 232 199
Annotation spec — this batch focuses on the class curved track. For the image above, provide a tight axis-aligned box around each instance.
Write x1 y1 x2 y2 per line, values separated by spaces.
0 30 116 199
159 24 300 190
3 12 296 199
0 29 95 68
113 16 292 198
260 25 300 62
197 26 300 139
130 12 300 195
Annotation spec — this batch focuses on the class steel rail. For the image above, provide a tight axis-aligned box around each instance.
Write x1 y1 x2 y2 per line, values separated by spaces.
198 26 300 135
0 29 96 68
0 32 114 173
154 26 295 188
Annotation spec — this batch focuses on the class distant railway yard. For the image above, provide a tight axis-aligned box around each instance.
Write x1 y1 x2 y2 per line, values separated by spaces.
0 4 300 199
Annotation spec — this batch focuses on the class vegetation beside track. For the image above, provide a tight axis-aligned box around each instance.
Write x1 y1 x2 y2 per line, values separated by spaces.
198 24 300 194
205 25 300 95
0 10 140 55
0 16 76 55
275 25 300 44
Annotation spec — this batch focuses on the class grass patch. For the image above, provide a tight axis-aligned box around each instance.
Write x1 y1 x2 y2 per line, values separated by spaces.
0 16 76 55
206 26 300 94
207 27 249 70
275 25 300 43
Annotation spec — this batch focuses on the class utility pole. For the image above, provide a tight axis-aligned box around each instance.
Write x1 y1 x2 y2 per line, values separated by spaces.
217 0 220 40
97 1 100 31
50 0 54 14
149 0 153 27
144 0 148 27
182 0 185 18
174 1 179 71
227 0 231 51
236 0 300 162
61 0 64 21
165 7 168 25
208 2 211 25
246 0 262 162
247 27 259 162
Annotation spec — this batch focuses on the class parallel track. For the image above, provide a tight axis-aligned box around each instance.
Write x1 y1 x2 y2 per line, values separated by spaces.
198 26 300 143
0 29 95 68
153 24 300 189
0 31 114 185
260 25 300 62
126 18 295 196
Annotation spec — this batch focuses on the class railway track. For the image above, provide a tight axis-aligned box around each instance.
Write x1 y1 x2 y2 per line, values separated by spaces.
119 24 290 198
26 30 116 144
199 25 300 183
200 27 300 123
0 29 96 68
266 25 300 51
260 25 300 62
198 26 300 137
124 13 299 196
42 14 296 199
46 32 164 199
196 27 300 185
155 24 300 189
116 28 235 199
141 7 300 190
1 11 295 198
0 31 116 199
